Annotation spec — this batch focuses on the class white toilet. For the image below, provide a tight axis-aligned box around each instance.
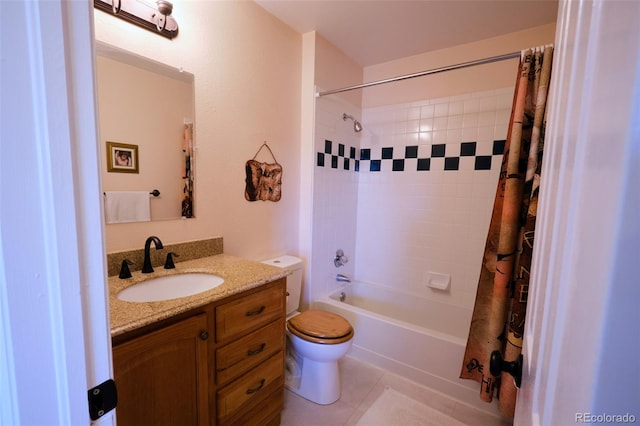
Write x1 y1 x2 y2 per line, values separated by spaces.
262 255 354 405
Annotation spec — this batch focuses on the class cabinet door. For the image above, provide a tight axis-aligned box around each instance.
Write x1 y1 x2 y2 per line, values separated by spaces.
113 314 210 426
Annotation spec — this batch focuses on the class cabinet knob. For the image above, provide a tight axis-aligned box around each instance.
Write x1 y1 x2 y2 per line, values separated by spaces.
199 331 209 340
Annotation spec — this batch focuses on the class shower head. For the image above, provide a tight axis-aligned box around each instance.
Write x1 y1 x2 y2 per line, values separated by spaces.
343 113 363 133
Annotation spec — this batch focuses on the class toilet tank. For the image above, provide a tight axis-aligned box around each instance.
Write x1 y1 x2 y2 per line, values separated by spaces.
261 255 303 316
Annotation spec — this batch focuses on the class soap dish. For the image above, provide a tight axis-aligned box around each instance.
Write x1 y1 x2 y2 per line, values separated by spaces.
427 272 451 291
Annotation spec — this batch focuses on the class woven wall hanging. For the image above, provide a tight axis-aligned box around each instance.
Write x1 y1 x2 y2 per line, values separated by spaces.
245 142 282 202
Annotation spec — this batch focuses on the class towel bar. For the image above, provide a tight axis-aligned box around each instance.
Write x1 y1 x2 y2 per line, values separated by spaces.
103 190 160 197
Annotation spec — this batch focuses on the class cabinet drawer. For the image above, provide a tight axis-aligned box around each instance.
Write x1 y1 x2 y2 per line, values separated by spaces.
215 282 284 342
216 320 283 385
216 351 284 421
219 388 283 426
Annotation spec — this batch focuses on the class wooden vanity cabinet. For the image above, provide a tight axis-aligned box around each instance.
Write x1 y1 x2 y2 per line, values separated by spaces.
112 278 286 426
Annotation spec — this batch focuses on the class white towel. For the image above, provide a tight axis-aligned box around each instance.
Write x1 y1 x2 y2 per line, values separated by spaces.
104 191 151 224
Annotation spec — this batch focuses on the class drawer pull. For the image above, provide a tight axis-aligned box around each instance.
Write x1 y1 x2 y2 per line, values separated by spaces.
199 331 209 340
245 306 265 317
247 343 266 357
245 379 265 394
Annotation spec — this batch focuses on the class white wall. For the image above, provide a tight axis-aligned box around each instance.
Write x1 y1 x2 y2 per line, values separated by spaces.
95 1 302 260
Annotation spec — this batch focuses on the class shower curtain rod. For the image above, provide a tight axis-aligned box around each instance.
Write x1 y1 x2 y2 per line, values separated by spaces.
316 51 521 97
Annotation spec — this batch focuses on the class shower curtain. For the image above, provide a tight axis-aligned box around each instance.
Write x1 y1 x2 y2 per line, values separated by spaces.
460 45 553 418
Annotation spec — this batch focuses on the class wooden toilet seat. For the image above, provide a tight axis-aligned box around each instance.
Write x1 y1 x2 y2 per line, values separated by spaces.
287 310 354 344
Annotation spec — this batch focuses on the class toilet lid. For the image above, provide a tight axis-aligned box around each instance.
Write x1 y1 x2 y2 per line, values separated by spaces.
287 310 354 344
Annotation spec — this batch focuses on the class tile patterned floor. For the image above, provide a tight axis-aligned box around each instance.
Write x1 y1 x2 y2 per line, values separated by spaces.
280 356 513 426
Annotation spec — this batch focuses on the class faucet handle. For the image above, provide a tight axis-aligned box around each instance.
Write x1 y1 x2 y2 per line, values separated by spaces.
334 249 349 267
164 252 179 269
119 259 134 279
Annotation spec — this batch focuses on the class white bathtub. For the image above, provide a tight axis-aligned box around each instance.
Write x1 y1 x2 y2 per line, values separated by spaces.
313 281 499 415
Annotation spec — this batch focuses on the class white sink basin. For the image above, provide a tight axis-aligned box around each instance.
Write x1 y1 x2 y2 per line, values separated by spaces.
117 273 224 302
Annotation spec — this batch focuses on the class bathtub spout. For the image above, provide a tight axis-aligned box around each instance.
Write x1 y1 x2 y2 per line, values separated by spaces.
336 274 351 283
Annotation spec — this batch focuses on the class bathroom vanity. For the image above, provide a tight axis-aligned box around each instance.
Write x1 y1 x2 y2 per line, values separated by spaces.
109 253 289 425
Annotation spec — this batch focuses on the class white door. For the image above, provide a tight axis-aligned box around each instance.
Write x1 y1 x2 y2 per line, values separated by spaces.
1 1 114 424
515 0 640 424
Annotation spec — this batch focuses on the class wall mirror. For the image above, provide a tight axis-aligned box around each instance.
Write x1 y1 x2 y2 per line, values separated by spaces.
95 41 195 222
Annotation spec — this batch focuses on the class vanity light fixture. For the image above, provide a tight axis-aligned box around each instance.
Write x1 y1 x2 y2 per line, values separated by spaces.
94 0 179 39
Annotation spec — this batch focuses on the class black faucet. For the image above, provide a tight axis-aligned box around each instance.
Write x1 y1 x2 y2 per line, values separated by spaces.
142 236 163 273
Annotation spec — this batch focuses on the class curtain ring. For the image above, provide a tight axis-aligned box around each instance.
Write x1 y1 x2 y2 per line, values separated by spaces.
112 0 121 14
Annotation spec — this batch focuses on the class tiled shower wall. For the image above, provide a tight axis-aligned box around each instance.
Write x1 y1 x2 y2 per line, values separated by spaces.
354 88 513 308
312 87 514 309
309 95 360 303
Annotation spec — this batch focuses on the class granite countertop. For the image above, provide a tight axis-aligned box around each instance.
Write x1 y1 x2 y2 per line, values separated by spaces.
109 254 290 337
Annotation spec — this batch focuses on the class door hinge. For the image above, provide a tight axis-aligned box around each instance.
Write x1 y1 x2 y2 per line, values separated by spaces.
490 351 523 388
88 379 118 420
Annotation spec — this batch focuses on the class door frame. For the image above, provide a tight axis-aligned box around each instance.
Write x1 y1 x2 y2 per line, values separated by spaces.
0 1 114 424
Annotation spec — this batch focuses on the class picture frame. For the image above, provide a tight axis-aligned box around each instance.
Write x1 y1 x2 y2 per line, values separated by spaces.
106 141 139 173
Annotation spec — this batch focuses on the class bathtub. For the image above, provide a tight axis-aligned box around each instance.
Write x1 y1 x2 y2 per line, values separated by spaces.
312 281 499 414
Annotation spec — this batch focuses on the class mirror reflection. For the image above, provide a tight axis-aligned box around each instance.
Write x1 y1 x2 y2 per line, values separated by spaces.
96 41 195 222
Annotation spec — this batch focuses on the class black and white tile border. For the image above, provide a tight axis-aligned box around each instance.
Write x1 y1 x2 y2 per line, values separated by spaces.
317 139 506 172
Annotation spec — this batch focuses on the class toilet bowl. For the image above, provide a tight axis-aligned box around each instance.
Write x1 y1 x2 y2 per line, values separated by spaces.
262 256 354 405
286 309 353 404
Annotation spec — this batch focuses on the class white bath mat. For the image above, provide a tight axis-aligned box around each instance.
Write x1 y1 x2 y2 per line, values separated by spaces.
355 387 467 426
